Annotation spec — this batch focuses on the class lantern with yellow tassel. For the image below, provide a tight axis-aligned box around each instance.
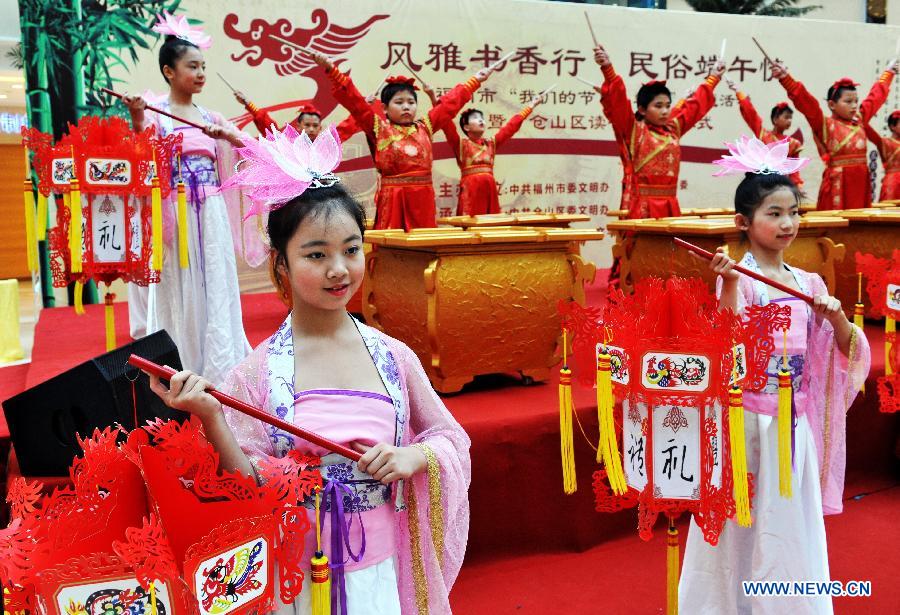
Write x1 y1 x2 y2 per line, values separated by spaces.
558 328 577 495
22 178 38 274
21 116 182 344
856 251 900 413
559 277 790 613
310 489 331 615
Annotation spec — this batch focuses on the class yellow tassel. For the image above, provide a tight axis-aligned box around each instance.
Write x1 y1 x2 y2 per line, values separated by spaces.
887 316 896 377
23 180 37 273
74 280 85 315
854 303 865 392
559 366 577 495
596 350 627 495
177 180 189 269
311 489 331 615
151 175 163 272
149 581 157 615
728 387 751 527
777 368 793 499
36 191 48 241
104 290 116 351
69 179 82 274
666 518 679 615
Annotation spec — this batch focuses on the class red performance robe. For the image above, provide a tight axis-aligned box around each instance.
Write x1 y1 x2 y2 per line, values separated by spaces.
735 92 804 187
244 103 298 135
335 100 385 144
863 123 900 201
329 68 479 229
779 70 893 210
600 64 720 219
442 106 533 216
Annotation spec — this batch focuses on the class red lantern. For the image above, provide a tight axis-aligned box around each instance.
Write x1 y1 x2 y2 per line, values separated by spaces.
558 277 790 613
856 250 900 412
22 116 182 349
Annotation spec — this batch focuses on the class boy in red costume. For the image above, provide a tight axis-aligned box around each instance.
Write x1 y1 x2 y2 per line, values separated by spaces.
864 110 900 201
772 60 898 209
442 95 543 215
312 52 495 229
593 43 725 219
727 78 804 187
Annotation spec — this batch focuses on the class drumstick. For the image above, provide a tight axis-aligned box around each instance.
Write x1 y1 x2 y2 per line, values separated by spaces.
270 34 318 58
575 75 601 89
487 50 516 72
752 37 775 67
217 71 238 93
400 58 429 88
673 237 814 305
100 87 205 130
585 11 599 47
128 354 363 461
719 38 727 61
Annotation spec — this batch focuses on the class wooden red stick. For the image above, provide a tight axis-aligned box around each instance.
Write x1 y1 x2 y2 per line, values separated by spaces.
673 237 815 305
128 354 362 461
101 87 206 130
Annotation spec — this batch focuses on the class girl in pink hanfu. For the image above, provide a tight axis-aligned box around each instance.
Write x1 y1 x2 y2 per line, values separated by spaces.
124 13 261 385
678 136 870 614
148 125 470 615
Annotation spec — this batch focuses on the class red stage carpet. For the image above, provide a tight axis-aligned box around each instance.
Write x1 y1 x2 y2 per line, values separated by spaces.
3 275 898 612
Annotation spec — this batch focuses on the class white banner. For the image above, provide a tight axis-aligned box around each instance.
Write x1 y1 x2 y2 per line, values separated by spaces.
115 1 900 267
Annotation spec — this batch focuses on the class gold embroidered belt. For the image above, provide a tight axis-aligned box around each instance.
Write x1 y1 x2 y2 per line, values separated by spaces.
636 184 677 197
381 173 433 187
461 165 494 178
829 155 866 167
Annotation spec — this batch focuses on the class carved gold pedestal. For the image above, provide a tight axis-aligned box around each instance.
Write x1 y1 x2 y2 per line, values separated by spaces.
805 209 900 318
607 216 847 295
362 227 602 393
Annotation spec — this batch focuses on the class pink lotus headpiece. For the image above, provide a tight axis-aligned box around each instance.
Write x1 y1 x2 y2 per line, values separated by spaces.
152 11 212 49
220 124 343 219
713 135 809 177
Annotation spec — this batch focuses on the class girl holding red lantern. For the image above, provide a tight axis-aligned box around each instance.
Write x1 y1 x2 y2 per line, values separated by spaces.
678 136 870 614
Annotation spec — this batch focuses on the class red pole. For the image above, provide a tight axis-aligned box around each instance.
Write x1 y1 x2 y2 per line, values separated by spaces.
101 87 207 130
673 237 815 305
128 354 362 462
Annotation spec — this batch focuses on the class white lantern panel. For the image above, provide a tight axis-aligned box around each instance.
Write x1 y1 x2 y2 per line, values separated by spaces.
887 283 900 312
55 578 172 615
641 352 711 392
598 343 630 385
710 403 722 489
52 157 74 183
129 196 143 259
193 536 270 614
622 399 647 490
652 405 701 500
85 158 131 186
91 195 127 263
730 343 747 387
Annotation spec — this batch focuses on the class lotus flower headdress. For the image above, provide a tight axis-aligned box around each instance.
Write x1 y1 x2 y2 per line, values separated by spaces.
220 124 343 218
713 135 809 177
152 11 212 49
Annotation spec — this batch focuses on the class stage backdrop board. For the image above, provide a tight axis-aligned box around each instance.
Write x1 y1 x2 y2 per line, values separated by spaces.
113 0 900 267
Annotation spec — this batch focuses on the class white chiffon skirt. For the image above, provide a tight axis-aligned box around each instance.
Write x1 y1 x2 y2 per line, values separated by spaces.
274 556 401 615
678 412 832 614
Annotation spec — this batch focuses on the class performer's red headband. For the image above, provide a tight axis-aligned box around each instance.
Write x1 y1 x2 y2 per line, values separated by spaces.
642 79 668 88
890 110 900 122
295 104 322 117
830 78 859 91
385 75 419 90
773 102 791 112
